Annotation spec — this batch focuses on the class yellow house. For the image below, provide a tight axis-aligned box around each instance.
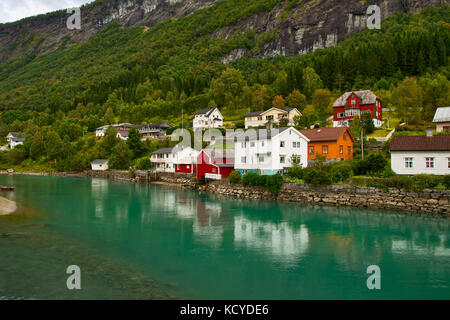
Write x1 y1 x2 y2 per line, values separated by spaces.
244 108 302 129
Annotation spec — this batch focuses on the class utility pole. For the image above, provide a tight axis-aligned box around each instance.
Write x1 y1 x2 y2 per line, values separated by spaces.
361 129 364 160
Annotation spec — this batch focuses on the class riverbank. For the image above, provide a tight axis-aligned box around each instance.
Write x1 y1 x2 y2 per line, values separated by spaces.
1 170 448 215
0 196 17 216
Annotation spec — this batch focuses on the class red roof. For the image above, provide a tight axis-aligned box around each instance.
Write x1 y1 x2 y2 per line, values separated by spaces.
299 127 354 142
390 135 450 152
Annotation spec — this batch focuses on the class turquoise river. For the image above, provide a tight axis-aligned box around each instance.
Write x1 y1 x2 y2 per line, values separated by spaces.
0 175 449 300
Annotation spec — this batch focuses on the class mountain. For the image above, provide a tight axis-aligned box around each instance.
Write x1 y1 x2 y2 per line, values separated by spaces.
0 0 448 171
0 0 444 63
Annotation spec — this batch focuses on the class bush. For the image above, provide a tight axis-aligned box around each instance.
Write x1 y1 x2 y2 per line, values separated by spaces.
266 173 283 193
328 164 353 183
303 167 332 186
136 157 152 170
384 176 412 191
412 174 441 191
228 170 241 184
443 175 450 190
242 172 267 187
286 165 303 179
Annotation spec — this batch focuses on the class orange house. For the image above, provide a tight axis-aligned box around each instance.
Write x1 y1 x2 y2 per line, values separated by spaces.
299 127 354 162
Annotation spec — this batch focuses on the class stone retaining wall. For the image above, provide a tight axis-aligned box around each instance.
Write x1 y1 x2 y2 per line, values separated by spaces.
206 181 449 215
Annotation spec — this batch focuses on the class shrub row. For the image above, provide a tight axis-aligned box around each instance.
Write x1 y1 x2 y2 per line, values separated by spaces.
241 172 284 193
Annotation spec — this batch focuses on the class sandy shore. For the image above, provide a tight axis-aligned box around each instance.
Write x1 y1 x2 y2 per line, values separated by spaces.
0 196 17 216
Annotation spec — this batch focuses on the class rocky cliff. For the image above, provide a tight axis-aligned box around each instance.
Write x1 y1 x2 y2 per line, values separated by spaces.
0 0 445 63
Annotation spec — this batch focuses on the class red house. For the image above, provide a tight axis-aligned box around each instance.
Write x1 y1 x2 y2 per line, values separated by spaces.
333 90 383 128
196 150 234 181
175 162 197 174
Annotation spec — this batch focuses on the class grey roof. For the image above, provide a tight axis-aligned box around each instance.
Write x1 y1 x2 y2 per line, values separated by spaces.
152 147 176 154
138 122 172 130
7 132 25 138
91 159 108 165
117 131 129 138
333 90 379 107
235 127 291 141
195 107 216 116
245 111 264 117
433 107 450 123
10 137 25 142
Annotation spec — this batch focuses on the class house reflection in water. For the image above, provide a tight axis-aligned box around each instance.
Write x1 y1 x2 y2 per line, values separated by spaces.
91 178 109 219
234 216 310 266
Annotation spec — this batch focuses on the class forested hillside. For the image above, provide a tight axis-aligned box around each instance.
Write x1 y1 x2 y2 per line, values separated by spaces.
0 1 448 172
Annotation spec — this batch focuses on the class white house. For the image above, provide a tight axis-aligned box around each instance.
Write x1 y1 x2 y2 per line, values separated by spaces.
244 107 302 129
234 126 309 175
151 146 200 173
193 107 224 131
6 132 25 149
151 147 176 172
91 159 109 171
432 106 450 133
390 128 450 175
96 123 134 138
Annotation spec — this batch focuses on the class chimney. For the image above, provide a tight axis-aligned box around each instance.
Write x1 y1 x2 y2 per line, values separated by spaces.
426 127 433 137
266 120 273 132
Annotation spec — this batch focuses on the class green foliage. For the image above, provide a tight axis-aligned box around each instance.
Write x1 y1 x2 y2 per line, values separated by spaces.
241 172 283 193
286 164 303 180
303 167 332 186
361 112 375 134
135 157 152 170
30 131 44 160
266 173 283 193
108 140 132 170
126 127 145 158
352 153 388 176
443 175 450 190
242 172 268 187
228 170 241 184
6 146 26 165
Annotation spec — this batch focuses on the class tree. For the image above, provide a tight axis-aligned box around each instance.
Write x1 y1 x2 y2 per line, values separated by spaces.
104 107 116 125
101 126 118 156
252 85 274 110
286 90 307 111
312 89 332 121
30 131 45 160
109 140 132 170
211 68 246 107
45 130 64 161
127 127 144 159
6 146 26 165
392 77 423 125
272 95 286 109
303 67 323 98
419 73 450 121
361 112 375 134
349 114 362 139
274 70 288 96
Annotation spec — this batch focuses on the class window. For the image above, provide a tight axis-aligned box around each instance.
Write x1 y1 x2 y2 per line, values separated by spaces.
266 115 274 120
292 155 301 164
212 168 217 173
259 155 265 163
261 141 265 147
187 165 190 169
348 146 352 156
293 141 300 148
242 142 246 148
405 157 413 168
280 141 285 148
241 156 247 164
448 158 450 169
340 145 343 154
338 112 345 118
322 145 328 154
343 133 348 140
309 146 315 154
258 116 263 121
280 156 285 164
250 142 255 147
426 157 434 169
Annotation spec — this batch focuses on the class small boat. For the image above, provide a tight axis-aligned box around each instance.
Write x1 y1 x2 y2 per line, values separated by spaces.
0 186 14 191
